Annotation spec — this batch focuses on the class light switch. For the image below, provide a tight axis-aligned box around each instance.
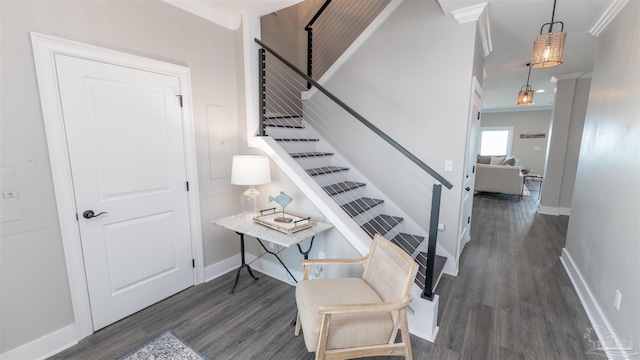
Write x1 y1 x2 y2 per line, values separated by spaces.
445 160 453 172
535 146 542 151
3 190 18 199
1 157 44 235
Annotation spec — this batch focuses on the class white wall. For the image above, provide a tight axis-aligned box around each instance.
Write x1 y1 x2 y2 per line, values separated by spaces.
318 0 478 259
539 77 590 215
563 0 639 352
480 110 552 175
0 0 241 354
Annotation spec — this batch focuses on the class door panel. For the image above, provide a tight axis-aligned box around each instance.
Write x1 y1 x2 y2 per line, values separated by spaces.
55 54 193 330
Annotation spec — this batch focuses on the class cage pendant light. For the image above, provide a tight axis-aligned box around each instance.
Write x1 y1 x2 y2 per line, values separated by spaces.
517 66 534 106
530 0 566 68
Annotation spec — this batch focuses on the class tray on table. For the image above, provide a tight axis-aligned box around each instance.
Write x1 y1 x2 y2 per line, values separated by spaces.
253 208 316 234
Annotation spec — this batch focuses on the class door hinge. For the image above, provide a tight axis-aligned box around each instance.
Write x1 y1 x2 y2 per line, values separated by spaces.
76 213 79 221
477 112 481 120
176 94 183 107
468 216 471 224
473 165 475 174
186 181 189 191
192 259 195 268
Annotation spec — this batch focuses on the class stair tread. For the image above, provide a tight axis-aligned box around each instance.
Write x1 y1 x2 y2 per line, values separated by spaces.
322 181 365 196
306 166 349 176
274 138 319 142
415 253 447 291
361 214 403 237
264 118 304 128
290 152 334 158
392 233 425 255
341 197 384 217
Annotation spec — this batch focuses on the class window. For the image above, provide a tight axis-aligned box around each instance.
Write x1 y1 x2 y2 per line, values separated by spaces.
478 127 513 156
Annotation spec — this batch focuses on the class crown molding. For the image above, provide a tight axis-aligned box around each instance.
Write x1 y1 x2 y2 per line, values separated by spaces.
449 3 492 57
161 0 240 30
550 72 585 83
482 106 553 114
588 0 630 37
580 72 593 79
451 2 487 24
477 3 493 57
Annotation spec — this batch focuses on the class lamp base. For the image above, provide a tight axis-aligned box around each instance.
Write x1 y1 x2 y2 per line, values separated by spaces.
240 186 260 220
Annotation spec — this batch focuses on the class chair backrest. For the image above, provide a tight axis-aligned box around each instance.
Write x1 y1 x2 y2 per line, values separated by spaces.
362 234 419 302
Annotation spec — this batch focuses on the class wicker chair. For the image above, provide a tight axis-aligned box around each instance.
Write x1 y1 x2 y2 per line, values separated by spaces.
295 234 419 360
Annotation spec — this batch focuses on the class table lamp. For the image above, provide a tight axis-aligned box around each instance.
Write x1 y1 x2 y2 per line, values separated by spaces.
231 155 271 217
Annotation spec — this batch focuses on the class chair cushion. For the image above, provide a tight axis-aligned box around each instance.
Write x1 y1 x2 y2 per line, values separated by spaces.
296 278 394 352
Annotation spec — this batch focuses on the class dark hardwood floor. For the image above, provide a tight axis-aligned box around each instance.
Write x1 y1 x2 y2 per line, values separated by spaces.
50 183 596 359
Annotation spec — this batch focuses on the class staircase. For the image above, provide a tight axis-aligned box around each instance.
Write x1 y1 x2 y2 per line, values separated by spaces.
253 1 453 338
263 116 448 292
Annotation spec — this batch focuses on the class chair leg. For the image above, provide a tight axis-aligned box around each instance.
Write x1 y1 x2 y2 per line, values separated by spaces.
315 314 331 360
399 308 413 360
294 312 301 336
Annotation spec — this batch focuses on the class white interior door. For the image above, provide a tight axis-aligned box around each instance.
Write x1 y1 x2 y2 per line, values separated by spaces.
55 54 194 330
458 78 483 261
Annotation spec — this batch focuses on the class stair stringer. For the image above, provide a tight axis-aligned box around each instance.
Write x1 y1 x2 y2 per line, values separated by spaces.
261 121 456 272
254 135 442 342
253 136 372 255
281 119 456 272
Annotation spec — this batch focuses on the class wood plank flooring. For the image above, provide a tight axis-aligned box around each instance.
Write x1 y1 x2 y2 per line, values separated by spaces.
50 184 596 359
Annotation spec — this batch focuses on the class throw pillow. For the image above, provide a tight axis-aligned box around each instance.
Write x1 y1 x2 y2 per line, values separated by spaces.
477 155 491 164
501 156 516 166
490 155 506 165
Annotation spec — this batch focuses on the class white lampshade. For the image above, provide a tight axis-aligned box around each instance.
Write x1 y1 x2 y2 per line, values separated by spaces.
231 155 271 185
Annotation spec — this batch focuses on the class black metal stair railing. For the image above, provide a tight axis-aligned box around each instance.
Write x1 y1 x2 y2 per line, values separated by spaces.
305 0 390 85
256 38 452 300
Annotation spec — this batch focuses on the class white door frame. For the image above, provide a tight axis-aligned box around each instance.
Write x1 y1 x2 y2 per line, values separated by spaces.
31 32 204 340
457 76 483 267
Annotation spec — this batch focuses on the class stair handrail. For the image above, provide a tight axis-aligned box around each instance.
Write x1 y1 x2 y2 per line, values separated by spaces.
304 0 332 81
304 0 332 31
255 38 453 190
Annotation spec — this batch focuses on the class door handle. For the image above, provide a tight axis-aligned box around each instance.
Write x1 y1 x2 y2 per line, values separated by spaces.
465 187 471 192
83 210 108 219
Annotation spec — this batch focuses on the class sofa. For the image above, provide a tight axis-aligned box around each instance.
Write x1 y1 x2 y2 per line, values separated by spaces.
474 155 523 195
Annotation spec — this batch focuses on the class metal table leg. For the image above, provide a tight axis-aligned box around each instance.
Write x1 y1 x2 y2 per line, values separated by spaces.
229 232 259 294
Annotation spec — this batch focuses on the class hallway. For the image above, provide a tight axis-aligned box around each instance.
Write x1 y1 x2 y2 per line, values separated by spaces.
50 187 598 359
433 189 598 359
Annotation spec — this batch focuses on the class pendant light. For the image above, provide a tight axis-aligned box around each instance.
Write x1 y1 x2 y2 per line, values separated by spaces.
530 0 566 68
517 65 534 106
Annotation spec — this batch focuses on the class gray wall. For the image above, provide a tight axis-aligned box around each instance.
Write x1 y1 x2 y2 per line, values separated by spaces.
480 110 552 175
540 77 590 213
313 0 478 258
0 0 241 353
565 0 639 349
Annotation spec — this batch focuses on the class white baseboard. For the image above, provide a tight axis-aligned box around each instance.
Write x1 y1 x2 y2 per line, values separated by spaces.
245 254 303 286
560 248 637 360
204 252 302 287
0 324 77 360
537 205 571 216
204 253 243 282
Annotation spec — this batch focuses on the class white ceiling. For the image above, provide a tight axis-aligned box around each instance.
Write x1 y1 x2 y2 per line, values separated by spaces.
161 0 302 29
470 0 610 112
165 0 611 112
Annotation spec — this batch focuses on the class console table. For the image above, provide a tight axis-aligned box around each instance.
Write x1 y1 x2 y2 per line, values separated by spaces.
212 214 333 294
522 174 544 200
